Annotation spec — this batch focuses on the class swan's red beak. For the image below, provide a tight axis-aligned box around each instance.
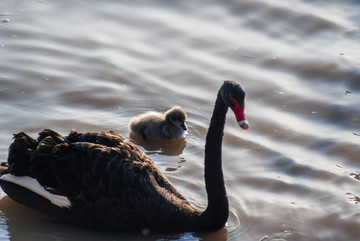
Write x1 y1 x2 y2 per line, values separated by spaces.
230 96 249 131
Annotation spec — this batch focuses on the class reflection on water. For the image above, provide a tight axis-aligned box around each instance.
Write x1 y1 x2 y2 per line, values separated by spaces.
129 132 187 156
1 0 360 240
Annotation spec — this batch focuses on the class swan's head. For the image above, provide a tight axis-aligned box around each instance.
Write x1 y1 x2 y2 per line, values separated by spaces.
221 80 249 130
165 106 187 130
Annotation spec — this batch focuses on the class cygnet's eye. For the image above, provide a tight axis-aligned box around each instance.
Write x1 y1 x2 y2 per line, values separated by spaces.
172 115 182 123
177 117 185 123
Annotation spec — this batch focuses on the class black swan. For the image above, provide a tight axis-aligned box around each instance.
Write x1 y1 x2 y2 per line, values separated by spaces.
129 106 187 140
0 80 249 233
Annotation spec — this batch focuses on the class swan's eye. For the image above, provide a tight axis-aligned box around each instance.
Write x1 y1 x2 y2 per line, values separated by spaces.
229 95 249 130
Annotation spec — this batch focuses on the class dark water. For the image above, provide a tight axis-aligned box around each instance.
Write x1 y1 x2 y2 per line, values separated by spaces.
1 0 360 240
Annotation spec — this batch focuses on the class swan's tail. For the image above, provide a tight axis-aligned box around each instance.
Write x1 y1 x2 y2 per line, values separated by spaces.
1 130 71 211
0 162 8 176
7 132 38 176
7 129 66 179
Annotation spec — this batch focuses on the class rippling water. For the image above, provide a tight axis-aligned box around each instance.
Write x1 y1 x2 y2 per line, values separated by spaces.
1 0 360 240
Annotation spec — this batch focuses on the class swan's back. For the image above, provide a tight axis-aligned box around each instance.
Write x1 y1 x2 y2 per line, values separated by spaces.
4 129 200 232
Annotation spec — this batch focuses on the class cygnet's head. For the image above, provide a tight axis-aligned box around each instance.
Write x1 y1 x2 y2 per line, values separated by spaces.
165 106 187 130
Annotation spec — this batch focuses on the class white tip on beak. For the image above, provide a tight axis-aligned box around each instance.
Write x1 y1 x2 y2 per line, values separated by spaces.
238 120 249 130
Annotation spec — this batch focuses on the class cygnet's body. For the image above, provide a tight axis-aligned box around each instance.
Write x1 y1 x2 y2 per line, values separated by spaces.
129 106 187 140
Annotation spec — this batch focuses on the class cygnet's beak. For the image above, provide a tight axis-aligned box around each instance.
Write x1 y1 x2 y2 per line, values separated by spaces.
181 123 187 131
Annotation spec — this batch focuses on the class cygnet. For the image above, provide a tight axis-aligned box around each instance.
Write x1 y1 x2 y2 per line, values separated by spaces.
129 106 187 140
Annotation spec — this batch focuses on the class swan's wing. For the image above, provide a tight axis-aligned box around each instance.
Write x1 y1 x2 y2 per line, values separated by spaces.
64 145 189 205
17 130 190 209
0 173 71 208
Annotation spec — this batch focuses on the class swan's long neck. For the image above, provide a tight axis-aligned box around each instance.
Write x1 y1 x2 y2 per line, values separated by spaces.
200 91 229 230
